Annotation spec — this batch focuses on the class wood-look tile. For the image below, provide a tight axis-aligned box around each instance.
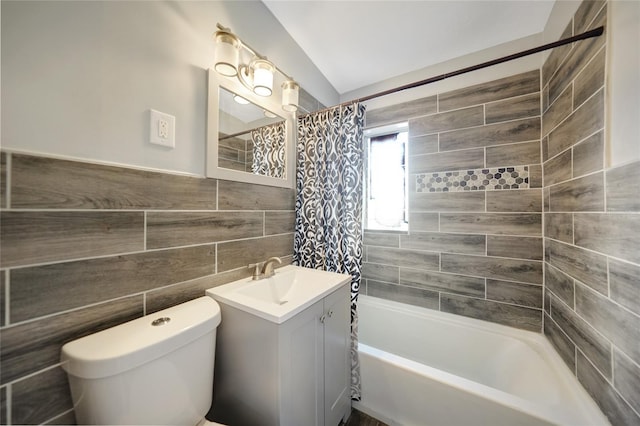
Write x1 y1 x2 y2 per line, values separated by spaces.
543 84 550 114
485 141 540 168
485 93 540 125
146 211 263 249
575 213 640 265
609 258 640 317
574 47 605 108
606 160 640 212
367 280 439 310
0 295 143 385
366 96 437 128
10 154 216 210
0 385 6 425
544 186 550 212
362 262 399 284
408 134 438 156
401 231 485 255
45 409 76 425
542 21 573 88
408 212 438 232
573 131 603 177
575 0 606 34
217 234 293 273
542 84 572 138
542 135 550 163
409 106 483 136
576 351 640 426
439 70 540 112
545 263 575 309
576 283 640 364
546 239 607 295
614 349 640 415
439 117 540 152
544 213 573 244
544 288 551 315
486 189 542 213
440 293 541 332
298 87 323 115
218 158 246 172
549 172 605 212
363 232 399 248
544 149 572 187
410 191 485 212
11 366 72 425
0 211 144 268
265 211 295 235
409 148 484 174
441 253 543 284
218 144 242 161
529 164 543 189
367 246 439 270
548 89 604 159
549 292 612 377
400 269 485 297
544 313 576 371
549 6 606 103
440 213 542 236
486 279 542 308
486 236 543 260
218 180 295 210
0 272 5 327
0 152 7 209
9 245 215 323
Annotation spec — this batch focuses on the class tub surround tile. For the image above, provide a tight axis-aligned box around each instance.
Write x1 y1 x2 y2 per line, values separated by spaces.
400 232 486 255
544 213 573 244
574 0 606 34
409 106 484 137
613 349 640 415
367 281 439 310
542 136 550 163
486 189 541 213
546 239 608 295
0 211 144 268
440 293 542 332
363 232 400 248
545 263 575 309
400 269 485 298
410 191 486 212
0 152 7 209
367 246 439 271
441 254 543 285
608 259 640 316
543 150 572 187
416 166 529 193
407 213 439 232
549 293 612 378
362 263 399 284
485 93 540 125
408 134 438 156
542 21 573 88
0 296 143 385
409 149 484 174
366 96 437 128
573 131 604 178
146 211 263 249
9 245 215 323
486 279 543 309
486 236 543 261
216 234 294 273
45 409 76 425
542 85 572 137
440 213 542 236
11 366 72 425
10 154 217 210
544 314 576 371
544 290 551 315
0 386 6 425
577 351 640 426
485 141 540 168
529 164 543 188
217 180 295 211
439 117 540 152
606 160 640 212
549 172 605 212
573 47 605 109
438 70 540 112
574 213 640 265
0 273 5 327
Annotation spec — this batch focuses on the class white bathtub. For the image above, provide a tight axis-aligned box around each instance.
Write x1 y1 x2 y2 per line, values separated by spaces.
353 295 610 426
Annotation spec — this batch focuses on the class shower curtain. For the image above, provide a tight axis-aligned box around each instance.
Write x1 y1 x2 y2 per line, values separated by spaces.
294 101 366 400
251 121 286 178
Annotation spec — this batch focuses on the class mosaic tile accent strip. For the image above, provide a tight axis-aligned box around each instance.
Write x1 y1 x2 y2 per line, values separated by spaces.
416 166 529 192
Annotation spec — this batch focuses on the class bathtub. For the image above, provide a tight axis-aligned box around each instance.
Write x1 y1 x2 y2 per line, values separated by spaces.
353 295 609 426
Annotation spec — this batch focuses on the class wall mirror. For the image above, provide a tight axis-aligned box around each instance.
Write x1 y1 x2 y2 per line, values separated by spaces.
206 69 295 188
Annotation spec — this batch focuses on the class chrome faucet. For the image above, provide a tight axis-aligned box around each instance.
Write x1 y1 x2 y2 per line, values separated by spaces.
248 257 282 280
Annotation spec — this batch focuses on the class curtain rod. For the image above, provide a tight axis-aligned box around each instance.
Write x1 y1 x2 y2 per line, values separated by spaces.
299 26 604 118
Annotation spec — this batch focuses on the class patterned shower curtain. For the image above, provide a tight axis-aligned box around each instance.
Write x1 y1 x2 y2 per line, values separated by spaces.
294 102 366 400
251 121 286 178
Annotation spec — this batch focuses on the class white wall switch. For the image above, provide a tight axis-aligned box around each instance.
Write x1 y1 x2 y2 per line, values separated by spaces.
150 109 175 148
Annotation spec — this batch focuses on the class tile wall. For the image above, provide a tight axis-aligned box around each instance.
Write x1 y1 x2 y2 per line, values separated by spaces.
363 69 545 332
0 153 296 424
541 1 640 424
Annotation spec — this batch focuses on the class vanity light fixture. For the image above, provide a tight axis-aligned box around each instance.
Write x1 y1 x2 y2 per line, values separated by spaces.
214 23 299 112
233 94 250 105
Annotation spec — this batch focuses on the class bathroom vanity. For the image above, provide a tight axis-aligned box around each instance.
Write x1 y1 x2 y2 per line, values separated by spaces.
206 265 351 426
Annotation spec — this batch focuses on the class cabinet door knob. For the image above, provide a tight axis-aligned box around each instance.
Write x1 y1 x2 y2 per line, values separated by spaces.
319 314 326 324
327 309 334 318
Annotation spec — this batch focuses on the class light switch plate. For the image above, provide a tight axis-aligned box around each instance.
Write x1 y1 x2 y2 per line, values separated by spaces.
150 109 175 148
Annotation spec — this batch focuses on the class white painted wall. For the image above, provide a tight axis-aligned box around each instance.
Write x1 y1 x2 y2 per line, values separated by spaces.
1 1 338 176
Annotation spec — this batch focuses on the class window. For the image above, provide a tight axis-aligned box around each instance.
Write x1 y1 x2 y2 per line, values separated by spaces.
364 123 409 231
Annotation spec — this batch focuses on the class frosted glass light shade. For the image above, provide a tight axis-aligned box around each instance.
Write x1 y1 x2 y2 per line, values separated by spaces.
282 80 299 112
252 59 274 97
214 31 240 77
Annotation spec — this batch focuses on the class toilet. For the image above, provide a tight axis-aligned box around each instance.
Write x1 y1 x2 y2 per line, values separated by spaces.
60 296 224 425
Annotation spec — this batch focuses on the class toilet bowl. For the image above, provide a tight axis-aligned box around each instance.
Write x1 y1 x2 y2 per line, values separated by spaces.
61 296 224 425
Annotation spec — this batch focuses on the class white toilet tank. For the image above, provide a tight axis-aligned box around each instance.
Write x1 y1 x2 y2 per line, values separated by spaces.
61 296 221 425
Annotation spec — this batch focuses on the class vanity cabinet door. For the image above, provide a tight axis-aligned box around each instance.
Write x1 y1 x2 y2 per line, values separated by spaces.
323 285 351 426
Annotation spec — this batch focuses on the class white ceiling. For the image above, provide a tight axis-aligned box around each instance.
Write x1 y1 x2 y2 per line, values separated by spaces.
263 0 556 95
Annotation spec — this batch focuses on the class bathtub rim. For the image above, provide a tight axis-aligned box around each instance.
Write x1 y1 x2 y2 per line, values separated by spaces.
355 295 610 426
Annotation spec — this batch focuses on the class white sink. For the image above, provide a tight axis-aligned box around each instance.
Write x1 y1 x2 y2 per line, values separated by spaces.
206 265 351 324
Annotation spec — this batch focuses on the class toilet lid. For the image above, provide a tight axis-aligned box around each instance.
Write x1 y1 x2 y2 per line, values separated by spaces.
197 419 226 426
